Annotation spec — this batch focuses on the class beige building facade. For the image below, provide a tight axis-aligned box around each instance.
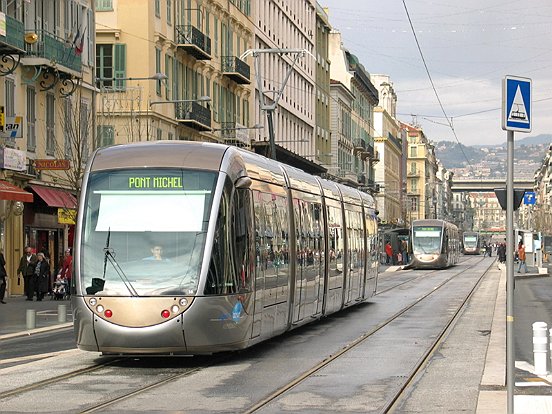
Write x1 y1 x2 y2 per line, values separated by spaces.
96 0 255 148
371 75 404 226
0 0 95 295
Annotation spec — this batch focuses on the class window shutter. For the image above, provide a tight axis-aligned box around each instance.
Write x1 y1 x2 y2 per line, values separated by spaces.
113 44 126 91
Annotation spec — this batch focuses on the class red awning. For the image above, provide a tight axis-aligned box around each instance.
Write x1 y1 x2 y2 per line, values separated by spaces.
30 185 77 209
0 180 33 203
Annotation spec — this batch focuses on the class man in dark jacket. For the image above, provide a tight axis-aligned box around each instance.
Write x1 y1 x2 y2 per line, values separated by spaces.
17 246 37 301
0 250 7 304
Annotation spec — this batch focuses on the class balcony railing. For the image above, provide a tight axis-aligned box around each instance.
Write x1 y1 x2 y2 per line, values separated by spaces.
220 122 250 148
353 138 366 154
23 29 82 74
0 15 25 52
175 25 211 60
175 101 211 131
222 56 250 84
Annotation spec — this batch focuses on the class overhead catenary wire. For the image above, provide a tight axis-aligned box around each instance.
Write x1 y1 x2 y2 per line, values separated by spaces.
401 0 475 174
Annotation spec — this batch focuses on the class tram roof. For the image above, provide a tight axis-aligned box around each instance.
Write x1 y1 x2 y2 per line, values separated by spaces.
89 141 228 172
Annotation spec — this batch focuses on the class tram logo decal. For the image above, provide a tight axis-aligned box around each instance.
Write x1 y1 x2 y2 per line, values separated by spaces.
215 301 244 323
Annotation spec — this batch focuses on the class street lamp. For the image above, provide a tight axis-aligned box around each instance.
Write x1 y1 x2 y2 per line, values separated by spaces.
149 96 211 107
96 72 168 89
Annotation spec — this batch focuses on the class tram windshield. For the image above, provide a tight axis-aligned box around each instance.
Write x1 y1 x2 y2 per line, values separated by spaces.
463 235 477 248
412 225 443 255
80 169 217 296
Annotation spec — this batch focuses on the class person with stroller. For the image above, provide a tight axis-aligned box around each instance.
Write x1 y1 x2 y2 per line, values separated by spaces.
52 274 67 300
58 249 72 298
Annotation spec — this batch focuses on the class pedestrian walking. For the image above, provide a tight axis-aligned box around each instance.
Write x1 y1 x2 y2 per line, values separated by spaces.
17 246 37 301
33 252 50 301
0 250 7 304
517 242 528 274
385 242 393 265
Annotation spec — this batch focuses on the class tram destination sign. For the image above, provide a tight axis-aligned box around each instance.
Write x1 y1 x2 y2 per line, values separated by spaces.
34 159 71 170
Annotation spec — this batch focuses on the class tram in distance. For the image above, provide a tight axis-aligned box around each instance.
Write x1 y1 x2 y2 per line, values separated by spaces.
462 231 480 255
72 141 379 355
410 219 460 269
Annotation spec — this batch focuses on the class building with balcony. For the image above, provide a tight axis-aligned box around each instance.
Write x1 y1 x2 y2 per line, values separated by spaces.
0 0 95 295
96 0 255 148
251 0 316 158
327 27 378 191
401 121 438 221
371 74 404 226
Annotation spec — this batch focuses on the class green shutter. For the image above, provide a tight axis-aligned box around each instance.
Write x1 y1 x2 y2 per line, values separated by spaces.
113 44 126 91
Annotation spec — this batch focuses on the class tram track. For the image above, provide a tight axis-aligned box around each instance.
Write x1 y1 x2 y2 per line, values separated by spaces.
243 256 491 413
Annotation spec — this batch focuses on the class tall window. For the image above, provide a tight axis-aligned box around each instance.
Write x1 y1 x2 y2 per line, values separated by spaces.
26 87 36 151
46 94 55 155
63 99 72 159
96 0 113 11
410 145 418 158
155 0 160 18
167 0 172 24
97 125 114 147
97 44 126 90
156 48 162 95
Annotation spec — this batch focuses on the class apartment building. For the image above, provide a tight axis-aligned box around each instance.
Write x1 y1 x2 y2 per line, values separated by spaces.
0 0 95 294
96 0 255 147
371 74 403 226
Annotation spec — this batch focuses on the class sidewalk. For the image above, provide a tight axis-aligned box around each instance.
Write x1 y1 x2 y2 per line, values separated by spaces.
0 294 73 340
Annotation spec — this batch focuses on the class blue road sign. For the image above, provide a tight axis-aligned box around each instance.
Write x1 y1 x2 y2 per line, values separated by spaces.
502 76 532 132
523 191 536 205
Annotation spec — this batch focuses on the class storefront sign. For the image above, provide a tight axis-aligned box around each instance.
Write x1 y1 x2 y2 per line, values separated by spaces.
58 208 76 225
35 159 71 170
0 116 23 138
0 147 26 171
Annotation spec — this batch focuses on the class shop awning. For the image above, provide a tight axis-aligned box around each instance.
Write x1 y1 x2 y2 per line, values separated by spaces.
0 180 34 203
30 185 77 209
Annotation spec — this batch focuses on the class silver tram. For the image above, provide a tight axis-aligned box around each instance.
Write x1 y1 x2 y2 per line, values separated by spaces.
462 231 480 255
410 219 460 269
72 141 379 354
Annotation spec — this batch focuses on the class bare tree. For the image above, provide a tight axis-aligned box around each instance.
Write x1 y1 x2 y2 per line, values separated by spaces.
97 84 150 144
41 90 93 213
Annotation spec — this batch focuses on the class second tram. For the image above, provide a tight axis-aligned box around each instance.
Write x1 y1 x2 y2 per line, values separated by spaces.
410 219 460 269
462 231 480 255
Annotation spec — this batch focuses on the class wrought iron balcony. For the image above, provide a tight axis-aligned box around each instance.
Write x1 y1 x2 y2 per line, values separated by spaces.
353 138 366 154
175 25 211 60
222 56 250 84
175 100 211 131
0 16 25 76
22 29 82 74
219 122 251 147
365 143 375 159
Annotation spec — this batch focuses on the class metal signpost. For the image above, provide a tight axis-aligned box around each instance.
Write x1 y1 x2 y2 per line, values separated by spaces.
502 75 532 414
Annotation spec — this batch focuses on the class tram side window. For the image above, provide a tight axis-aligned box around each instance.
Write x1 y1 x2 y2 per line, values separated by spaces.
205 179 235 295
232 188 252 292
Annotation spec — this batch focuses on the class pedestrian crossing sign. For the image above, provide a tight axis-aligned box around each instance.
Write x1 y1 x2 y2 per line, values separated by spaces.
502 75 531 132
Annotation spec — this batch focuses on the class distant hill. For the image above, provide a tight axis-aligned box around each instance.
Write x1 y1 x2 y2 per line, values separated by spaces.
472 133 552 148
433 141 486 168
434 136 549 179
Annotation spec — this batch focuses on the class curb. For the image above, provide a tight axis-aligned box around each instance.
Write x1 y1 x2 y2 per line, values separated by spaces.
0 322 73 341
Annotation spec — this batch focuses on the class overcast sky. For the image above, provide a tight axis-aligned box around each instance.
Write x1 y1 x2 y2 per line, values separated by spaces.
321 0 552 145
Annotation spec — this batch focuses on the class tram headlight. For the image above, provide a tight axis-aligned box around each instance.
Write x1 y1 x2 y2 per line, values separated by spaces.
104 309 113 318
96 305 104 313
179 298 188 307
89 298 97 306
171 305 180 314
161 310 171 318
